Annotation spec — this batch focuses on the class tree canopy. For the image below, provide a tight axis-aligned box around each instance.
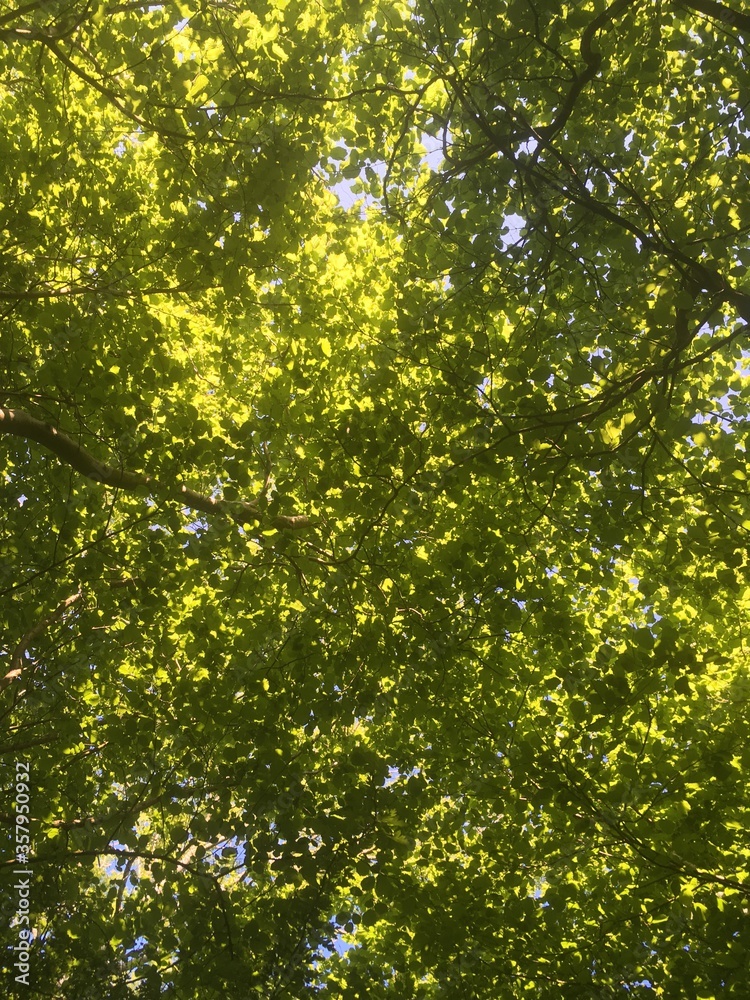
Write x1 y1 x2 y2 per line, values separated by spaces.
1 0 750 996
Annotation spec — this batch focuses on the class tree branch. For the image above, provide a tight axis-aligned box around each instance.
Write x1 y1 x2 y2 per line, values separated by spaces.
1 590 82 694
675 0 750 34
541 0 638 146
0 407 311 530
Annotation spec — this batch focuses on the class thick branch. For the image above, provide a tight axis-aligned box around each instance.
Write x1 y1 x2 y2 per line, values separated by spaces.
40 35 189 142
675 0 750 34
440 0 750 329
0 0 49 31
552 175 750 321
542 0 638 145
0 406 150 487
0 407 311 530
495 133 750 324
0 21 189 142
